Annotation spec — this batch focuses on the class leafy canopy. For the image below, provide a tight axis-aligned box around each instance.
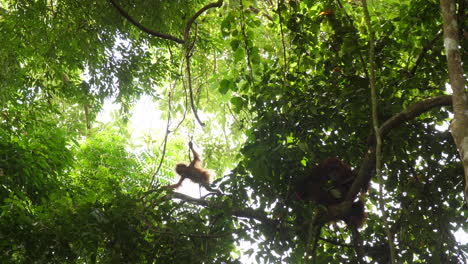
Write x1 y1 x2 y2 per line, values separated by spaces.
0 0 466 263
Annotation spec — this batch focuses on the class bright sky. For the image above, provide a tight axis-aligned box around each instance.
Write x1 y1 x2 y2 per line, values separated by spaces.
97 95 207 196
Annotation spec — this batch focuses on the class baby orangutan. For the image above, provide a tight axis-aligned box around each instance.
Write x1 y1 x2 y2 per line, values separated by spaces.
168 142 217 193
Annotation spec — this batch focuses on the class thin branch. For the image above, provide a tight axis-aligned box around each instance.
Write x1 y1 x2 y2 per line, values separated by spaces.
184 0 224 41
171 192 210 206
277 0 288 80
409 31 443 76
148 90 173 189
226 103 239 123
231 207 278 226
248 6 273 21
240 0 255 86
311 224 322 263
108 0 184 44
181 0 223 127
169 192 277 226
172 58 189 132
110 0 223 45
319 236 353 247
361 0 396 262
186 48 206 127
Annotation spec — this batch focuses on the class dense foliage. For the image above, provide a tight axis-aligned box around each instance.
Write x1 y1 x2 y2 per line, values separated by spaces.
0 0 466 263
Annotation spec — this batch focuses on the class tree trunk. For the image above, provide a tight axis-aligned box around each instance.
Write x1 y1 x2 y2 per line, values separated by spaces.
440 0 468 203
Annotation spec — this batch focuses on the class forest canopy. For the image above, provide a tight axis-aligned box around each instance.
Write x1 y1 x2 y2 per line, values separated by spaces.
0 0 467 263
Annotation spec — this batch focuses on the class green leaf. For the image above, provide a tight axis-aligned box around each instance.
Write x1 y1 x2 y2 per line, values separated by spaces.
230 96 243 113
230 39 241 51
251 47 261 64
234 47 246 62
219 79 231 94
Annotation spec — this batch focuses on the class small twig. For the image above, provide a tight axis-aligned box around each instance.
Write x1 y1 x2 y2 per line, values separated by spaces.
226 103 239 124
319 236 353 247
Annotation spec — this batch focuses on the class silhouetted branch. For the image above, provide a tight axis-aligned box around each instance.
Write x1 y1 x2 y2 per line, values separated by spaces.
108 0 184 44
183 0 224 41
148 91 173 189
109 0 223 45
345 95 452 201
170 192 277 226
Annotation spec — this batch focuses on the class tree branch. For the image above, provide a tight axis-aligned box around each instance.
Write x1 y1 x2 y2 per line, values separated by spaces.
170 192 277 226
248 6 273 21
409 31 443 76
186 48 206 127
108 0 184 44
345 95 452 201
148 90 173 189
380 95 452 138
110 0 223 128
183 0 224 41
171 192 210 206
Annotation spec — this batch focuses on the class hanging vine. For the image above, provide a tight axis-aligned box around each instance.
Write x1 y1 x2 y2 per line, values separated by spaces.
361 0 397 263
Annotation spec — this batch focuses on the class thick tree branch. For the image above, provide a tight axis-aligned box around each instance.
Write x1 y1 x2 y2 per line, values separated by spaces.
380 95 452 137
310 96 453 233
345 95 453 201
108 0 184 44
109 0 223 45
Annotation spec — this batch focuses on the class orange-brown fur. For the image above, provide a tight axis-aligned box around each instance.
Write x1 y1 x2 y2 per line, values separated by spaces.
296 157 367 228
168 142 212 189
